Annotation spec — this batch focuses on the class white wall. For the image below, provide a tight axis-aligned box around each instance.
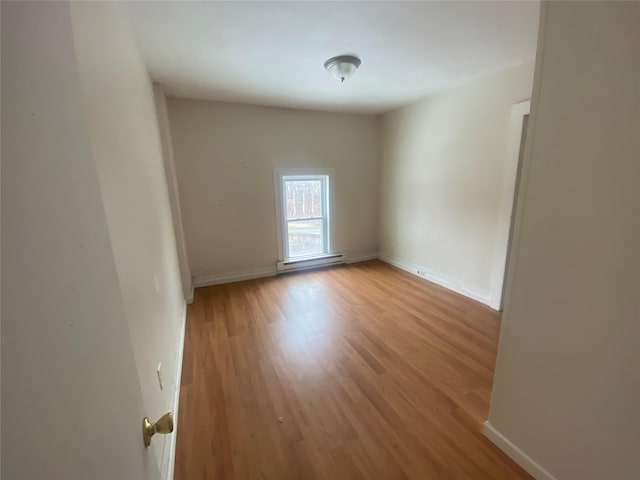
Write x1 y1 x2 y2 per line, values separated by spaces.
486 2 640 479
378 62 535 305
167 99 380 282
2 2 159 478
70 2 186 474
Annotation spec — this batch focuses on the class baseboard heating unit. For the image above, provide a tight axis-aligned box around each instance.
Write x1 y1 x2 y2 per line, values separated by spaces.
276 253 348 273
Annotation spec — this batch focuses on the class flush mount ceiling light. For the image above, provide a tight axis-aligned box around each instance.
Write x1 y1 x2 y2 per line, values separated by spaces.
324 55 361 83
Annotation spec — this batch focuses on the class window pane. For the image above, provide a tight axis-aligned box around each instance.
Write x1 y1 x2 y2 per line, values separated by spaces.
287 219 323 257
284 180 322 220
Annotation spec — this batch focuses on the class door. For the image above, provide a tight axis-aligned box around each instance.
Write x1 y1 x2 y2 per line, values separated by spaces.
2 2 161 478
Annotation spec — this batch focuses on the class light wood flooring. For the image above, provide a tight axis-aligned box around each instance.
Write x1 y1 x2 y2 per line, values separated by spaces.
175 260 531 479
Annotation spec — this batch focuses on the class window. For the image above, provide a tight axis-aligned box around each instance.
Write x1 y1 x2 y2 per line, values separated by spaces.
274 168 334 261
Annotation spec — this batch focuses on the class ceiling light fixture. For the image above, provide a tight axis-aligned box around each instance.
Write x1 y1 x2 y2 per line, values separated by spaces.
324 55 361 83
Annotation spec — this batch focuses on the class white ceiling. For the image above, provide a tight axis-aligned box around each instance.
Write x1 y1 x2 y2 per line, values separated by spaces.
123 1 539 114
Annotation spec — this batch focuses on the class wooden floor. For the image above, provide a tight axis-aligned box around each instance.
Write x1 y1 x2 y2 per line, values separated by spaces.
175 260 531 480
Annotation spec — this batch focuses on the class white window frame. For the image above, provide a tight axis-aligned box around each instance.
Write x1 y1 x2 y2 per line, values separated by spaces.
273 167 335 261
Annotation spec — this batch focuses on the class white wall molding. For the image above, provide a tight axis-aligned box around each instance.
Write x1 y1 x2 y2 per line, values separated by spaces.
377 253 492 307
153 85 193 305
482 422 557 480
346 251 378 264
193 266 277 288
185 284 194 304
162 301 188 480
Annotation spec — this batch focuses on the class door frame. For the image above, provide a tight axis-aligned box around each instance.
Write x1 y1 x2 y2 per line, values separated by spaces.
489 100 531 310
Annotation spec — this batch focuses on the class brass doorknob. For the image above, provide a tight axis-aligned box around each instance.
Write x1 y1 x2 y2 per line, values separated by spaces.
142 412 174 448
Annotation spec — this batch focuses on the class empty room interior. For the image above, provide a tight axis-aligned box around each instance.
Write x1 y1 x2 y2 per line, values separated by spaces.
2 1 639 480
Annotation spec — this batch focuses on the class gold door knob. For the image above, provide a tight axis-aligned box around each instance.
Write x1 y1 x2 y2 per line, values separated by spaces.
142 412 174 448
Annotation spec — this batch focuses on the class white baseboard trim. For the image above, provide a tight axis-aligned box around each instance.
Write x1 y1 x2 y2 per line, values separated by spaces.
482 422 557 480
377 253 492 307
162 301 188 480
346 251 378 264
192 265 277 288
487 292 501 311
185 283 194 304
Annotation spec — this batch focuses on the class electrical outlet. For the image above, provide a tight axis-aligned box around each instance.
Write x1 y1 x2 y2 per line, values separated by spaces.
156 362 163 391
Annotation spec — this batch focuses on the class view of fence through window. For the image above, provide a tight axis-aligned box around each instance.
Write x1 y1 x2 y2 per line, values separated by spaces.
284 178 326 257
